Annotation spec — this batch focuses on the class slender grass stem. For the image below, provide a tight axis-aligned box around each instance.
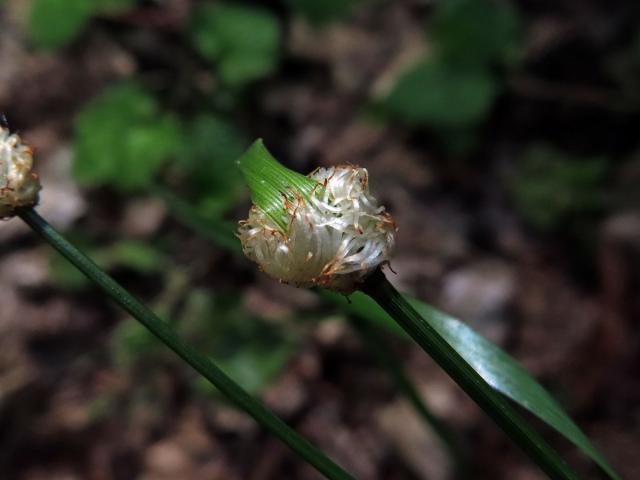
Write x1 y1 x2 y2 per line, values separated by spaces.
17 207 355 480
350 316 468 477
157 187 468 475
360 269 579 480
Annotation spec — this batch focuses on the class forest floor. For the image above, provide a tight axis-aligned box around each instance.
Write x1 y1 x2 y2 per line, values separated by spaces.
1 1 639 479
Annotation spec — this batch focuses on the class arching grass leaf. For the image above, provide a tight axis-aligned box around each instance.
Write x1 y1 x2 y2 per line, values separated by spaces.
328 290 620 480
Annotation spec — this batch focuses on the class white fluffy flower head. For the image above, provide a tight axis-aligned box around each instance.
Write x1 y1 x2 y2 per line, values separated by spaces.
239 163 396 293
0 126 41 218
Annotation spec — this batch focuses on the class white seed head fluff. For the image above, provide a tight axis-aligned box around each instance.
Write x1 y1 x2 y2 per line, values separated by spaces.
0 127 41 219
238 165 396 292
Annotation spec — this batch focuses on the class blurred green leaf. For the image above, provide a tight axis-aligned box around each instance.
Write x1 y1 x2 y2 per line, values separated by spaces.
112 269 186 367
50 249 91 290
112 318 161 367
29 0 93 49
29 0 136 49
385 59 499 128
153 185 243 254
511 145 608 230
433 126 480 155
95 0 136 13
86 392 117 423
74 82 182 191
329 290 620 480
98 240 167 273
180 291 296 394
111 288 296 395
286 0 360 25
431 0 522 68
50 239 166 290
190 3 280 87
179 114 250 216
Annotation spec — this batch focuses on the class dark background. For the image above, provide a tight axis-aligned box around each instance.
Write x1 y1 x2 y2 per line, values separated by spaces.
1 0 639 478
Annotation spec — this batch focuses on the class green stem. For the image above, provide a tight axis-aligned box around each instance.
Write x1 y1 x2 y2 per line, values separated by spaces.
18 207 354 480
156 188 469 473
360 269 579 480
350 316 468 477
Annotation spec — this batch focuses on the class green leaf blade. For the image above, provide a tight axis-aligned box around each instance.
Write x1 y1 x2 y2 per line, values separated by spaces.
332 290 620 480
177 114 250 217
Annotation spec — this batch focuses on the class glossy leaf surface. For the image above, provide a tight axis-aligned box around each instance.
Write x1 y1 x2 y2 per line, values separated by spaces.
328 290 620 480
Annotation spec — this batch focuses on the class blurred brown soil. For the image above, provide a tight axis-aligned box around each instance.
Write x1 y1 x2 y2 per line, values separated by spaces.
1 1 640 479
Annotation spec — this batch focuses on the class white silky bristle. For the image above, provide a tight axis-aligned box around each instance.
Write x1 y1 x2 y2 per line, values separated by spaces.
238 165 396 292
0 127 41 219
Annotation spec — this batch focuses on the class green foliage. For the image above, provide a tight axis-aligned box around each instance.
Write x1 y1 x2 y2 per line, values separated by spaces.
430 0 521 68
50 252 90 291
73 84 249 212
286 0 361 25
385 59 499 128
95 0 137 13
112 290 296 394
50 239 167 290
190 3 281 87
103 240 166 272
112 318 159 366
178 114 250 216
181 292 295 395
383 0 522 133
511 145 608 230
29 0 93 49
155 186 243 254
73 82 182 191
28 0 135 49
